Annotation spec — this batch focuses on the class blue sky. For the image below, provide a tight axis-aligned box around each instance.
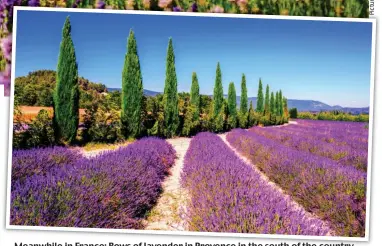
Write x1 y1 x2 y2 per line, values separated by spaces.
15 10 373 107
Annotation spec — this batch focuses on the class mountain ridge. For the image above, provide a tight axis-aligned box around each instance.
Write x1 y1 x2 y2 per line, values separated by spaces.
107 88 369 114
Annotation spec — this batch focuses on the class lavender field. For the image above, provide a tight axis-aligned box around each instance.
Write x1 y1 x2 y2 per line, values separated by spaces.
10 119 370 237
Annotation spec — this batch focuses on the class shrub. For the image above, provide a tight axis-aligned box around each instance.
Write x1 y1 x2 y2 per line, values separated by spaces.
13 109 55 149
289 108 298 118
227 115 237 130
237 112 248 128
182 104 200 136
25 109 55 148
297 112 315 120
82 98 123 143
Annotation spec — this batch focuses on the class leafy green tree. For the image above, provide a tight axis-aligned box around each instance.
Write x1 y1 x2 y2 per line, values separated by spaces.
270 91 275 115
121 29 143 138
53 16 79 144
240 74 248 114
163 38 179 138
264 84 270 114
213 62 223 117
190 72 200 119
283 96 289 119
227 82 237 129
256 78 264 113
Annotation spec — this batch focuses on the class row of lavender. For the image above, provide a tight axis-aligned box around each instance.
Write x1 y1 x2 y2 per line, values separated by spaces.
181 132 331 235
11 138 176 228
248 120 369 172
227 128 367 237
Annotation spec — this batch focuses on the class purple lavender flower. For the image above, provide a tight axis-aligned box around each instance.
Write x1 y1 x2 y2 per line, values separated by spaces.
0 63 11 96
191 3 198 12
28 0 40 7
173 6 182 12
1 34 12 61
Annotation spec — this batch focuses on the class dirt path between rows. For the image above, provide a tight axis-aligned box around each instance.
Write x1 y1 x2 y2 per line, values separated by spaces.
218 133 335 236
144 137 191 231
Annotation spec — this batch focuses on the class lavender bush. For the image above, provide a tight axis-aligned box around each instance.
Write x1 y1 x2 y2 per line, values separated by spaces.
227 129 367 237
11 137 176 228
181 132 331 236
11 146 82 185
249 124 368 172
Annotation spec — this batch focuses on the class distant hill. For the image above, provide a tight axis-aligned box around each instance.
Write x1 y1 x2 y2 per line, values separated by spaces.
108 88 160 97
108 87 369 115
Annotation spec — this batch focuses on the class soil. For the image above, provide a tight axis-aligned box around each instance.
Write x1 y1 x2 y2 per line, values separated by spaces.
143 137 191 231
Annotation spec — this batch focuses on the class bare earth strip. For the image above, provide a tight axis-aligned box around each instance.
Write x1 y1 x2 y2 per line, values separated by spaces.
144 137 191 231
264 120 298 128
218 132 335 236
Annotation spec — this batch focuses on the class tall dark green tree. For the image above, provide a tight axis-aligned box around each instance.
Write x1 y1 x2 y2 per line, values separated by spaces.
227 82 237 129
213 62 224 117
53 16 79 144
279 90 283 116
228 82 237 117
270 92 275 115
121 29 143 138
275 91 280 116
256 78 264 113
190 72 200 118
163 38 179 138
240 74 248 114
264 84 270 114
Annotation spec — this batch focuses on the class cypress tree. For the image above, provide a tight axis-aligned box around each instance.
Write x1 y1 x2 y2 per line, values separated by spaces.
190 72 200 118
279 90 283 116
163 38 179 138
270 92 275 115
228 82 237 117
256 78 264 113
264 84 270 114
275 91 280 116
240 74 248 114
121 29 143 138
53 16 79 144
213 62 223 117
227 82 237 129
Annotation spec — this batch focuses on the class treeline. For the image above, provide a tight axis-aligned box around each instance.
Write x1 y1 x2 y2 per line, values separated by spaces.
14 70 117 108
13 16 289 149
297 111 369 122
